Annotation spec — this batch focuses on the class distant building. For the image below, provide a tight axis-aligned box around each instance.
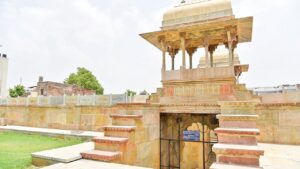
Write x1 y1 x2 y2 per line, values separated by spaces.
34 76 96 96
251 84 300 95
139 90 149 95
0 53 8 98
26 86 38 97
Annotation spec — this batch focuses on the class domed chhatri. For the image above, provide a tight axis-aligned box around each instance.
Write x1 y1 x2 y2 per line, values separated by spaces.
140 0 253 83
140 0 253 53
162 0 234 29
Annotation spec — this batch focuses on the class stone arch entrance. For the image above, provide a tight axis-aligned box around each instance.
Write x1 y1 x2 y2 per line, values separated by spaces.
160 113 218 169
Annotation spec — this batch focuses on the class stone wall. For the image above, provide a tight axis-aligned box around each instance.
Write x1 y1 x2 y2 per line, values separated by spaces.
255 103 300 145
260 91 300 104
0 106 113 131
218 101 300 145
0 104 161 168
114 104 160 168
1 101 300 147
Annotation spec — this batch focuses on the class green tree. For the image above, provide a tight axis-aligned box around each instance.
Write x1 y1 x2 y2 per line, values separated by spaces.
64 67 104 95
9 85 26 98
126 89 136 96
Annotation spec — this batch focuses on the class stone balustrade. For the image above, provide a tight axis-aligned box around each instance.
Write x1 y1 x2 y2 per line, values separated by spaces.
0 94 149 107
162 66 235 82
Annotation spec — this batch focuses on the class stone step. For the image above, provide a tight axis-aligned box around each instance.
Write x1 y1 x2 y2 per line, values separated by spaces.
110 114 143 127
213 143 264 156
81 150 121 162
93 136 128 144
93 136 128 152
217 115 258 121
104 126 136 138
217 115 258 128
32 142 94 166
104 125 136 132
216 156 261 167
215 128 260 136
213 144 264 166
210 163 262 169
217 134 257 145
215 128 259 145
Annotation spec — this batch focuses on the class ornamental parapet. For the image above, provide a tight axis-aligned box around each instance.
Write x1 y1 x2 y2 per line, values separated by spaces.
162 65 248 82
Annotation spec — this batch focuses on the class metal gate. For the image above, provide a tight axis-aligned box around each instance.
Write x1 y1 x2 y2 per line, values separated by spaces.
160 113 218 169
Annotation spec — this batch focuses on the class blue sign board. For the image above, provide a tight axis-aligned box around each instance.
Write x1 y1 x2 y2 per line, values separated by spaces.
183 130 200 141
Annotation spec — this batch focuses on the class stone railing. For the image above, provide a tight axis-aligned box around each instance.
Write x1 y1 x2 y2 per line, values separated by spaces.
0 94 149 107
162 66 235 81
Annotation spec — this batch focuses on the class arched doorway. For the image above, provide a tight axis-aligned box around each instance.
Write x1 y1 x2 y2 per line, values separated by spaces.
160 113 218 169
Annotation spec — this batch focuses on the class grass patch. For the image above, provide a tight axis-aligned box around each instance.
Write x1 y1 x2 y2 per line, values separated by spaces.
0 131 83 169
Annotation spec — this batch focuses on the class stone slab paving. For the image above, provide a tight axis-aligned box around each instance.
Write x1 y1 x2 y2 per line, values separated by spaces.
210 163 262 169
32 142 94 163
30 142 300 169
41 159 152 169
259 143 300 169
0 125 104 138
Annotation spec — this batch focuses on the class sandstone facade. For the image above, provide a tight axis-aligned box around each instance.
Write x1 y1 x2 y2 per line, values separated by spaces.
0 0 298 169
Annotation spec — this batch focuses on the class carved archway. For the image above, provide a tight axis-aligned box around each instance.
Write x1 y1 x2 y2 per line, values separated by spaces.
160 113 219 169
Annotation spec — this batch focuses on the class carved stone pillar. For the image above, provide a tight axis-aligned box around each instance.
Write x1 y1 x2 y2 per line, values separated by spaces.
205 44 209 68
168 48 179 70
171 55 175 70
226 31 237 66
160 39 166 71
208 45 218 68
201 36 210 68
187 47 197 69
180 33 186 69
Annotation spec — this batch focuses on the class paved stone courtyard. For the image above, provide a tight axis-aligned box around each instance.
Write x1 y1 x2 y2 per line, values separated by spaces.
41 159 151 169
38 143 300 169
260 143 300 169
2 125 300 169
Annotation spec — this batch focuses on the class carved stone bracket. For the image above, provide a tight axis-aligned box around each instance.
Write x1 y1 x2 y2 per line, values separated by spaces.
224 30 238 66
208 45 218 67
168 47 179 70
187 47 197 57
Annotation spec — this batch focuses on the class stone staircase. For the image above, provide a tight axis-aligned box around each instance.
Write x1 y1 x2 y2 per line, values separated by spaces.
81 114 143 164
210 114 264 169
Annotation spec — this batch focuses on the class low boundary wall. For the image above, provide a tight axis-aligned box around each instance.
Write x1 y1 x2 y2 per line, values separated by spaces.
1 103 300 145
256 103 300 145
0 106 113 131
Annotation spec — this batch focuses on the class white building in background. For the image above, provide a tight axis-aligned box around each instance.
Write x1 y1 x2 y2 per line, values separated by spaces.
250 84 300 95
0 53 8 98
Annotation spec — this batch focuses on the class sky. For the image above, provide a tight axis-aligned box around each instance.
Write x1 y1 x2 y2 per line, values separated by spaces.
0 0 299 94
